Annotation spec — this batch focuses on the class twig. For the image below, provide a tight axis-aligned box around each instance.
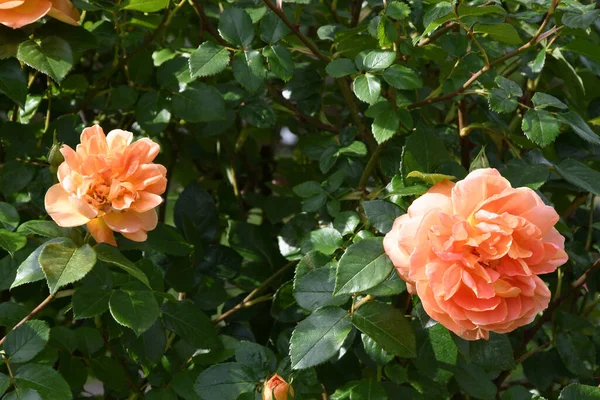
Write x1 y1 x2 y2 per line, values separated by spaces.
0 294 53 347
189 0 228 46
350 0 362 27
560 193 588 219
458 101 470 169
358 144 384 190
408 1 562 110
417 22 457 47
213 261 297 324
261 0 331 62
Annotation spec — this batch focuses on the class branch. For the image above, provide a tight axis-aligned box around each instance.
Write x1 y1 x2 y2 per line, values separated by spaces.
0 290 74 347
261 0 331 62
417 22 457 47
408 1 562 110
265 84 340 133
213 261 297 324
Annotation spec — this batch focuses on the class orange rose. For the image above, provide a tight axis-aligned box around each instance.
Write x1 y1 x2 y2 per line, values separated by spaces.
0 0 79 29
45 125 167 246
263 374 294 400
384 168 568 340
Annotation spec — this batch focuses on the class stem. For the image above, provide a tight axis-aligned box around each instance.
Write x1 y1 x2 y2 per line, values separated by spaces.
261 0 330 62
352 295 374 313
44 77 52 134
560 193 588 220
0 294 54 347
417 23 457 47
408 1 561 110
358 144 384 190
585 195 594 252
213 261 297 323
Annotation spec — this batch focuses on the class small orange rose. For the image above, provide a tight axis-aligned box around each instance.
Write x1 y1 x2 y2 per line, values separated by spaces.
0 0 79 29
384 168 568 340
263 374 294 400
45 125 167 246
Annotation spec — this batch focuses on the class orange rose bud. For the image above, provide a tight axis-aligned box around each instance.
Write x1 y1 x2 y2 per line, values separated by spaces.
0 0 80 29
384 168 568 340
263 374 294 400
44 125 167 246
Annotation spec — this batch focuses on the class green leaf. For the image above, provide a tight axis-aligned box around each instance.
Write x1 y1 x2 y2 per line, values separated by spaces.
109 289 159 336
454 360 496 400
562 39 600 65
362 200 402 234
14 364 72 400
136 92 171 135
470 146 490 172
352 301 416 358
361 50 396 72
522 109 560 147
335 238 393 295
227 221 282 266
353 74 381 105
174 183 219 243
372 108 400 144
12 238 66 289
263 45 294 81
334 211 360 236
194 363 257 400
532 92 567 110
293 181 323 198
90 355 129 393
503 162 549 190
259 12 291 44
559 384 600 399
562 9 600 29
362 334 394 365
294 265 349 311
17 37 73 83
473 24 522 45
17 221 69 238
94 243 151 287
556 159 600 195
423 2 452 27
488 77 522 114
469 333 515 371
122 0 168 12
235 341 276 377
0 373 9 397
162 300 221 350
457 4 506 16
0 203 18 232
326 59 358 78
3 320 50 363
72 286 111 320
527 48 546 75
301 228 343 256
0 58 27 107
386 1 411 19
172 83 226 123
3 388 43 400
75 327 103 355
382 65 422 90
557 111 600 145
39 242 96 294
232 50 266 92
290 306 352 369
0 230 26 257
218 8 254 47
556 331 595 378
402 130 451 176
48 326 76 353
189 42 230 78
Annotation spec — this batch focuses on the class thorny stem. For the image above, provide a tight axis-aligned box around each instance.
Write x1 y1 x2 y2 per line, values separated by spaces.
358 144 384 190
408 1 562 110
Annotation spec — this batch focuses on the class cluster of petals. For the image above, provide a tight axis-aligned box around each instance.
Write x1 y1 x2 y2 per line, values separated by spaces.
45 125 167 246
0 0 79 29
383 168 568 340
263 374 294 400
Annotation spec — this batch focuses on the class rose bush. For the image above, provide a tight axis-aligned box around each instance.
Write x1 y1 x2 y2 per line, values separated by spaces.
1 0 600 399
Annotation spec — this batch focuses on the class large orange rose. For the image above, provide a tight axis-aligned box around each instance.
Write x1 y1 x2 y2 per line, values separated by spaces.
45 125 167 246
0 0 79 29
383 168 568 340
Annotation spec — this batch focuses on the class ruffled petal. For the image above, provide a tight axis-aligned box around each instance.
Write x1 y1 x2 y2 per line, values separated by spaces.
45 184 97 227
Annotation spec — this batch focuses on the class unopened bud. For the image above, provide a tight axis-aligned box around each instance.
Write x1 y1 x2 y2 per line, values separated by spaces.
262 374 294 400
47 133 64 180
